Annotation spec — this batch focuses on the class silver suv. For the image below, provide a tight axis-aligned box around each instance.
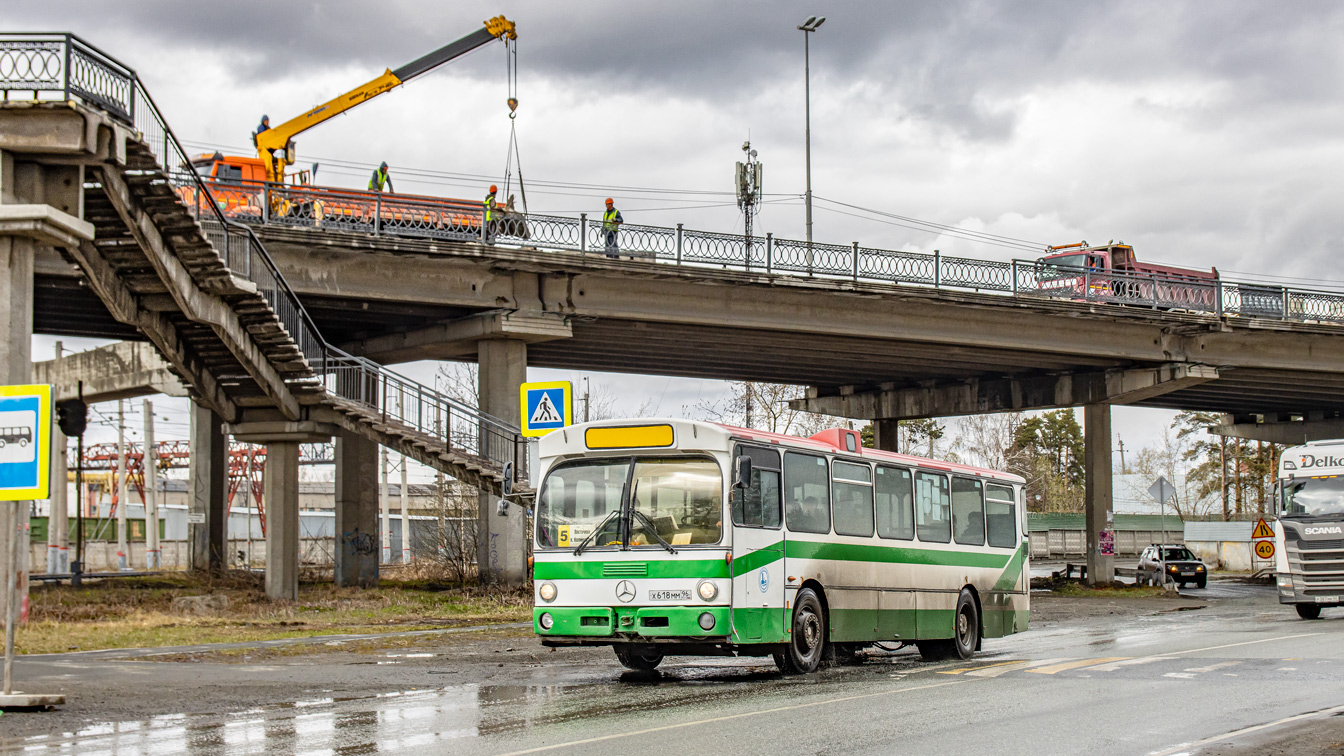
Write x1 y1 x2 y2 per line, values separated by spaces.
1137 544 1207 588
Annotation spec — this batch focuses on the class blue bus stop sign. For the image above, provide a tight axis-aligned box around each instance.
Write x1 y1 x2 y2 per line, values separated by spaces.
0 384 52 501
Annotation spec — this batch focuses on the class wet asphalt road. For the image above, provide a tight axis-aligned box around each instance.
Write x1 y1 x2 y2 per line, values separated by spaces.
7 581 1344 755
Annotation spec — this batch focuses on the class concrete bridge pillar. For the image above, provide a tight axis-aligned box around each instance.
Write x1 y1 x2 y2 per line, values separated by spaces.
871 419 900 452
477 338 528 587
334 431 379 588
1084 403 1115 585
188 403 227 574
263 440 301 600
47 423 67 574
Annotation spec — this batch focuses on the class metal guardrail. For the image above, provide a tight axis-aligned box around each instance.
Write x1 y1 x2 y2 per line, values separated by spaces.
0 32 528 484
180 175 1344 325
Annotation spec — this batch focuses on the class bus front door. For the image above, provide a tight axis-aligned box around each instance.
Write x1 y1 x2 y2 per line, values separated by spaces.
729 445 786 643
732 523 785 642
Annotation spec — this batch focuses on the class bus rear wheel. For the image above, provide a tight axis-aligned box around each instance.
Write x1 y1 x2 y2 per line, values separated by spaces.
614 646 664 671
775 587 826 674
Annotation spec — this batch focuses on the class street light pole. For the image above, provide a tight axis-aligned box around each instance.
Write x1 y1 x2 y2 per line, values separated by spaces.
798 16 825 246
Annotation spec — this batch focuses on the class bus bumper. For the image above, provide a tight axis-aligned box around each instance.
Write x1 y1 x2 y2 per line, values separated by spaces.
534 606 731 637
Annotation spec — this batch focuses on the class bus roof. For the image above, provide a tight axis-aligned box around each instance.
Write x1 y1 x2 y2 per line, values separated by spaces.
536 418 1023 484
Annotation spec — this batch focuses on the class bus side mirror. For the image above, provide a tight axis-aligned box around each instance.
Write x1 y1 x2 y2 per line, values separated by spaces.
732 455 752 489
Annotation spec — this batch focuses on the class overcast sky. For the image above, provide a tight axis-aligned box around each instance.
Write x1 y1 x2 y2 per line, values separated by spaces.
15 1 1344 478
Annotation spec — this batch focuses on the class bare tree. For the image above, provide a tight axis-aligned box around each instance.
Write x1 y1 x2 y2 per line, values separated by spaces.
951 412 1024 470
416 477 479 588
693 381 844 436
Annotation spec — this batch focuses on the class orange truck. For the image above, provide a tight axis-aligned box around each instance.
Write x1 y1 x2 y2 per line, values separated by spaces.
177 16 523 240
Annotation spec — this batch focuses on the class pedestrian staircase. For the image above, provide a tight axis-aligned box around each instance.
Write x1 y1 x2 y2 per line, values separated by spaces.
0 33 527 495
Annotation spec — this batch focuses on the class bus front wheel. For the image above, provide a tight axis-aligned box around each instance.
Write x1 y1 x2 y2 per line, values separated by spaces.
615 646 664 671
775 587 826 674
917 589 980 661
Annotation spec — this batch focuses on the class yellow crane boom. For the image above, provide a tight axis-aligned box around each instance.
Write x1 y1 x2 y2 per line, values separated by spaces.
255 15 516 183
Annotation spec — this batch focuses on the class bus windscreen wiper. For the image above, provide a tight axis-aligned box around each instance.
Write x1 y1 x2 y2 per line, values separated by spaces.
573 509 623 556
630 509 677 554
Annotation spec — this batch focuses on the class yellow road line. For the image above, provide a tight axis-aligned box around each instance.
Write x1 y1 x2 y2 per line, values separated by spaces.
1028 657 1131 675
938 659 1029 675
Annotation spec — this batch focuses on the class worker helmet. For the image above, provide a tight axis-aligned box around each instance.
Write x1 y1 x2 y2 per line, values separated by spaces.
604 197 614 205
489 185 497 193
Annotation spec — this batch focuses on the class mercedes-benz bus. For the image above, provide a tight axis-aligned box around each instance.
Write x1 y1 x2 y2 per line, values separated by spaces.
1277 440 1344 619
531 419 1029 673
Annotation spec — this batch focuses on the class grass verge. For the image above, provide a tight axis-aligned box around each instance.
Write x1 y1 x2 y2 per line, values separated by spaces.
1032 577 1177 598
20 571 531 655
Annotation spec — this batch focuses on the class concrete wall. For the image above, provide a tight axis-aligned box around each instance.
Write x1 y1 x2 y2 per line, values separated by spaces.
1029 529 1184 558
1184 520 1274 572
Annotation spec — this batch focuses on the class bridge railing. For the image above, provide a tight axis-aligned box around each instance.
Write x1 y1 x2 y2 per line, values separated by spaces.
0 32 529 485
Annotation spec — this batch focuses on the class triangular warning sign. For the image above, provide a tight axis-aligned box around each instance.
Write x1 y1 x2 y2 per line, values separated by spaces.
530 392 561 425
1252 518 1275 540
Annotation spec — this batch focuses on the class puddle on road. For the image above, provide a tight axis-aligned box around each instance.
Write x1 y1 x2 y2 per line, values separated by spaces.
9 658 904 755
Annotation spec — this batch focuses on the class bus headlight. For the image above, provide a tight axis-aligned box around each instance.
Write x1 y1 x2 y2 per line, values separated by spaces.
538 582 558 602
539 612 554 630
697 580 718 601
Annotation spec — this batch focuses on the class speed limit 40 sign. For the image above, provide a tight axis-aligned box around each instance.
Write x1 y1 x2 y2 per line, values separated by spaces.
1254 540 1275 560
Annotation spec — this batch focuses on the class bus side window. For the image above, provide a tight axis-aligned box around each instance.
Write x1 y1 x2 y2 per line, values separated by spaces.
731 446 781 529
784 452 831 534
985 483 1016 548
952 478 985 546
914 471 950 543
831 460 874 538
875 465 914 540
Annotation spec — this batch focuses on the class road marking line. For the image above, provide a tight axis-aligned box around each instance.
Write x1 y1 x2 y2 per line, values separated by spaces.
938 659 1028 675
1088 657 1172 672
1165 633 1321 657
1163 672 1196 679
1183 660 1240 674
964 658 1072 678
492 679 968 756
1028 657 1130 675
1148 702 1344 756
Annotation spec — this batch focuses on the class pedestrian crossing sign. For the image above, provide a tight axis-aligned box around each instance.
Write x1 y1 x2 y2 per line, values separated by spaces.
520 381 572 437
1252 518 1275 540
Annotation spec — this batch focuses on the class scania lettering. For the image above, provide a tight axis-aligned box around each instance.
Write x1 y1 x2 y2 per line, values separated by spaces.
532 419 1030 674
1277 439 1344 619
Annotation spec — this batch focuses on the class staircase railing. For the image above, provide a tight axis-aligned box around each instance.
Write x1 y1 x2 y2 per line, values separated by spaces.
0 32 528 484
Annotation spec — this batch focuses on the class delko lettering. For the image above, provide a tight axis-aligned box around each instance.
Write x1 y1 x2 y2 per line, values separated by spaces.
1298 455 1344 469
1304 526 1344 535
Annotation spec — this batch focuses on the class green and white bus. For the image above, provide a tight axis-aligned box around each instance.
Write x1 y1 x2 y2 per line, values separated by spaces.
532 419 1030 673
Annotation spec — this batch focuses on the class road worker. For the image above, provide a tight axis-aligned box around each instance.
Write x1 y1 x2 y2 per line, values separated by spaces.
369 161 394 193
250 114 269 148
483 184 498 242
602 197 623 258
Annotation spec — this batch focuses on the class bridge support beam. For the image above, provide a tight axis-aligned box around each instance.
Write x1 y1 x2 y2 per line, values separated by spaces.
1084 404 1115 586
263 441 301 601
477 338 528 587
188 403 227 574
334 431 380 588
871 419 899 452
1207 414 1344 445
791 364 1220 421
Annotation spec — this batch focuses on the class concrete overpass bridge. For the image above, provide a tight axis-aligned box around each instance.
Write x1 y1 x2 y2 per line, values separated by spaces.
7 33 1344 590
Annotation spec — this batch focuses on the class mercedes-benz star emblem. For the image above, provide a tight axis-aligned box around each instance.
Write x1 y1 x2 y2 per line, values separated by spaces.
615 580 636 603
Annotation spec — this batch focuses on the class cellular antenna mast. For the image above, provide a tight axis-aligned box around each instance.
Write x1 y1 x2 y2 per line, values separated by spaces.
736 141 764 262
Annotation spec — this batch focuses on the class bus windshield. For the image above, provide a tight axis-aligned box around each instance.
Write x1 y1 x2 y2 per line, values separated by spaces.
536 457 723 549
1283 476 1344 517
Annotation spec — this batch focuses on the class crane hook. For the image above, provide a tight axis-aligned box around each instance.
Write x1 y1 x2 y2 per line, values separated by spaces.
507 97 519 113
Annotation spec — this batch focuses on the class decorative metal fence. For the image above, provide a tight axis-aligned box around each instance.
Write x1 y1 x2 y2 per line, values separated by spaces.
0 32 528 484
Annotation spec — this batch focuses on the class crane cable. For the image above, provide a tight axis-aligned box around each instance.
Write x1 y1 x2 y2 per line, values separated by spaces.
501 38 528 214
